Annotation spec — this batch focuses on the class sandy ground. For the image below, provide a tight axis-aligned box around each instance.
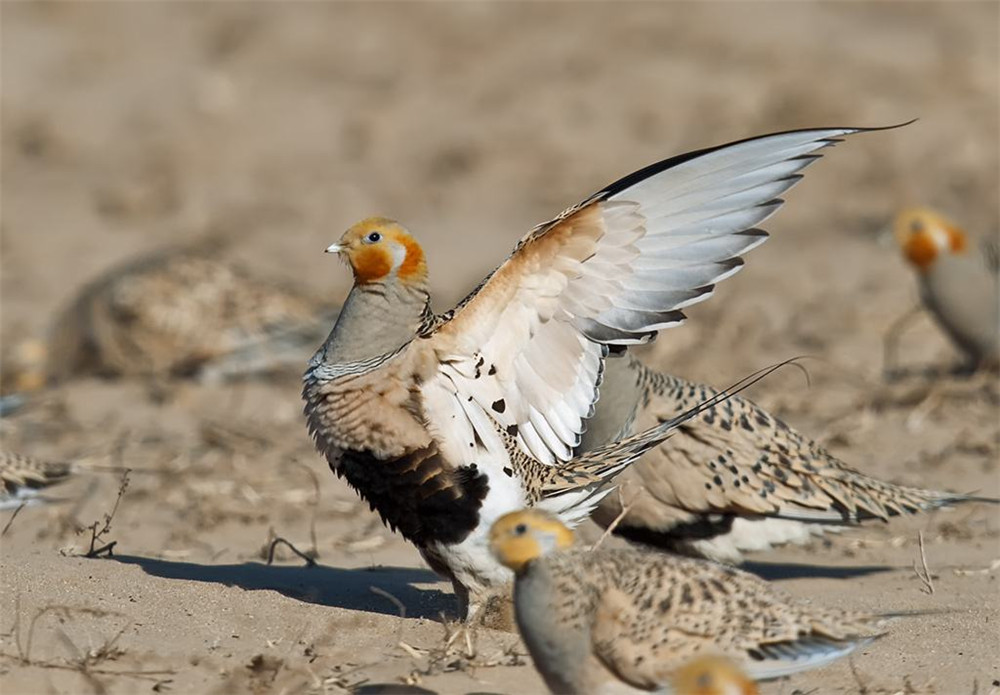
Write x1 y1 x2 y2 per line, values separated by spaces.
2 2 999 694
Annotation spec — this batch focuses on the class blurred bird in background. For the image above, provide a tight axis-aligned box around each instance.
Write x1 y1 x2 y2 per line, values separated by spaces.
886 207 999 373
1 240 338 407
0 451 73 511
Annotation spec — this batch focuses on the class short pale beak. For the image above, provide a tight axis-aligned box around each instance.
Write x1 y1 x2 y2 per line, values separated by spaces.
325 243 344 254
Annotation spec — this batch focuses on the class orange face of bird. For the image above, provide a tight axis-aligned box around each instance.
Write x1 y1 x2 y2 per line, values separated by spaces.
326 217 427 286
489 510 575 574
670 655 759 695
893 208 967 273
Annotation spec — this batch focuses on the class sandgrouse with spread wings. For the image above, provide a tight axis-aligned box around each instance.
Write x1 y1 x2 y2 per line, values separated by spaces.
304 127 889 616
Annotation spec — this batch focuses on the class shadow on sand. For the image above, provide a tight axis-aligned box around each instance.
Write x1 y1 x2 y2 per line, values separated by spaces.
114 554 456 620
112 555 894 622
741 560 895 581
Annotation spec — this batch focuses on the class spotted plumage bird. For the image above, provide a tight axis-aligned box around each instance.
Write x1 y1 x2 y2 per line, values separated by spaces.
490 509 887 694
0 451 72 510
303 126 895 616
40 242 335 384
582 354 996 563
892 207 999 369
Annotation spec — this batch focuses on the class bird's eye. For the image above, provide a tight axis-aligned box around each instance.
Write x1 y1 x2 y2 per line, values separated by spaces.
910 220 923 234
514 523 528 535
366 232 382 243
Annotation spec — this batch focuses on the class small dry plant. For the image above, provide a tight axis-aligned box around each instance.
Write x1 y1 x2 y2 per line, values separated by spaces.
79 470 131 558
0 600 174 692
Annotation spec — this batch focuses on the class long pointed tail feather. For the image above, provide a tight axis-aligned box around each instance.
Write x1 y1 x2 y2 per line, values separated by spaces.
546 358 806 496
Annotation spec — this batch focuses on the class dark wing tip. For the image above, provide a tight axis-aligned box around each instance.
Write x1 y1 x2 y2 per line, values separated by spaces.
804 119 918 140
597 123 912 201
854 118 918 133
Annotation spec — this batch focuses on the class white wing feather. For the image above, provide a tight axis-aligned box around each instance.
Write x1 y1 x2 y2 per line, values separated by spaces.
425 127 883 468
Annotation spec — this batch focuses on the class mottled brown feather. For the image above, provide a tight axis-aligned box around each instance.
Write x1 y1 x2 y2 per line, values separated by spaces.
587 356 987 559
0 452 72 500
47 243 328 381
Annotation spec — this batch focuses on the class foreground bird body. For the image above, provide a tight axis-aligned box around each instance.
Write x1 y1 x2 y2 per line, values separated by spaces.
585 354 992 563
304 126 893 615
893 207 999 368
0 452 72 510
303 221 706 611
489 509 886 693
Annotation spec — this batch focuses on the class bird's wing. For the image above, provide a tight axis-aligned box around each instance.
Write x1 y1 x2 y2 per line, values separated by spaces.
611 380 971 525
425 127 888 467
589 584 677 689
595 623 870 686
588 555 882 686
741 636 873 680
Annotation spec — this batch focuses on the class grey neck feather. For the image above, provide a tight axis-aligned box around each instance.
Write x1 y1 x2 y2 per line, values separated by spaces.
515 560 589 694
313 280 429 369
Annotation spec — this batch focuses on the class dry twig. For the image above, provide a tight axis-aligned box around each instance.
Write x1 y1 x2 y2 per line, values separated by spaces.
591 486 644 551
2 503 27 537
370 586 406 620
847 655 870 695
265 535 317 567
290 457 322 561
913 531 935 595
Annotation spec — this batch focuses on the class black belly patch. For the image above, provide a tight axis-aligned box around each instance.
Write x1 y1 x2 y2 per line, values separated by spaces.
614 515 736 550
333 449 490 547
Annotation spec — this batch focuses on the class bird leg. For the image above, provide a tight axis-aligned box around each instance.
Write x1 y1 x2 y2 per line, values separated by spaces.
882 303 924 380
